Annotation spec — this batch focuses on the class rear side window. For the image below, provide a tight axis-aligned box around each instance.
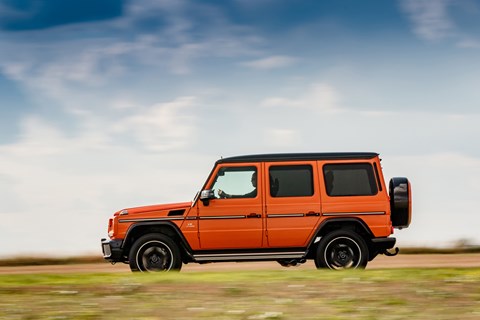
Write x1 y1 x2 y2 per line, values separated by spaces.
269 165 314 197
323 163 378 196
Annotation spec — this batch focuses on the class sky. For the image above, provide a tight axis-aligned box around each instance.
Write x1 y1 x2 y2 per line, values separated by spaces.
1 0 480 257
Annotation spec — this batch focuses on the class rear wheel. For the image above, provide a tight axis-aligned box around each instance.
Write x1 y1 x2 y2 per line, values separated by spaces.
129 233 182 272
315 230 368 270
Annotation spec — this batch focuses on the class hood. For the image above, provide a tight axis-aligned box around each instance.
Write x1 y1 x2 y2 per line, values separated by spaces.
114 201 192 216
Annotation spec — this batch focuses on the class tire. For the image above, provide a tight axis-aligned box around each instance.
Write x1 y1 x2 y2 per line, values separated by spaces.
389 177 412 229
315 230 369 270
128 233 182 272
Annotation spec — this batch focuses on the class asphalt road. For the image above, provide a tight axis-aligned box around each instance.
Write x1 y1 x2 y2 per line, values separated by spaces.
1 254 479 274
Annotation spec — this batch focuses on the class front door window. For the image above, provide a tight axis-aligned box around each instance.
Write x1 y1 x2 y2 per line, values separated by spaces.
211 166 257 199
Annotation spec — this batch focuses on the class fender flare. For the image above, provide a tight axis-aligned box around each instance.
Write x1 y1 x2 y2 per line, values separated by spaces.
308 217 374 248
123 221 194 260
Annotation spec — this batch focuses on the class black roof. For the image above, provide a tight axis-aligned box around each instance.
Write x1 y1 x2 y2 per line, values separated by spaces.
217 152 378 164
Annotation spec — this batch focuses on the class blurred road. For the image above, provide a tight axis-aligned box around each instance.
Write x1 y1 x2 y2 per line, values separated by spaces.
1 254 479 274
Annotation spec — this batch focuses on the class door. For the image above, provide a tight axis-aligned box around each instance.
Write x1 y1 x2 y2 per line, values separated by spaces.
320 161 391 236
197 164 264 250
265 162 321 247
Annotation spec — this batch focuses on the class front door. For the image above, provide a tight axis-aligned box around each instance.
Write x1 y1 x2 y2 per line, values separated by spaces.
197 164 264 250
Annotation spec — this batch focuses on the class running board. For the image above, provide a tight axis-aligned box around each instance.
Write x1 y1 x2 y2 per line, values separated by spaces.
193 251 307 262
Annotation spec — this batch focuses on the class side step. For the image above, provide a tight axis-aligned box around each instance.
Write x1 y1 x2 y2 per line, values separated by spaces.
193 251 307 262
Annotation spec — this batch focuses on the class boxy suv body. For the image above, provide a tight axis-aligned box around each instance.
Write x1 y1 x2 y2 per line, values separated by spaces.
101 152 411 271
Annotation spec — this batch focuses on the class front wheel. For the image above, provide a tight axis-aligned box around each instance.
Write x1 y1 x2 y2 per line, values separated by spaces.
315 230 368 270
129 233 182 272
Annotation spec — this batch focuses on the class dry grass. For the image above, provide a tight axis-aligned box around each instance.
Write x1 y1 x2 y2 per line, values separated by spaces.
0 255 105 267
400 246 480 254
0 268 479 319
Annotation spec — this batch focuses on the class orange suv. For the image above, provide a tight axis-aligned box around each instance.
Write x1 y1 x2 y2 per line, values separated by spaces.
101 153 411 271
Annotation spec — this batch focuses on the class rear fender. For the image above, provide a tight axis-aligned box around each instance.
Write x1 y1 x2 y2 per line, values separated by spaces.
306 218 373 258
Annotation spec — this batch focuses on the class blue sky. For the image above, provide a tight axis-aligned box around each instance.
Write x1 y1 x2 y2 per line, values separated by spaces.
1 0 480 256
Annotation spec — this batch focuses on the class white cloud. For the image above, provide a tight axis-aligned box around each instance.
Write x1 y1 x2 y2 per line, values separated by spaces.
2 117 79 157
261 97 302 108
2 62 31 81
307 83 339 111
0 42 130 108
2 0 480 258
264 129 300 147
0 2 32 20
261 82 340 112
0 0 264 111
113 96 197 152
400 0 454 41
242 55 296 69
0 102 205 256
233 0 277 9
383 152 480 247
457 38 480 48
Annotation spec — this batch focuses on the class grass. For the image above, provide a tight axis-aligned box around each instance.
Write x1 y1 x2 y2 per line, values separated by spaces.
0 255 104 267
399 246 480 254
1 268 480 319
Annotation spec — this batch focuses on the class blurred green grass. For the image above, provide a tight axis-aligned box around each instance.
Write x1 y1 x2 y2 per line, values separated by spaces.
1 269 479 319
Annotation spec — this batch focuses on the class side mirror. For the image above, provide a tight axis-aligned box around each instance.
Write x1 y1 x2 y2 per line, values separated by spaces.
200 189 215 206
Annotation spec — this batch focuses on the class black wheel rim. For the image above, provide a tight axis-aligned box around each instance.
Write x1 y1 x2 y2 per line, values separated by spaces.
136 240 173 272
324 236 362 270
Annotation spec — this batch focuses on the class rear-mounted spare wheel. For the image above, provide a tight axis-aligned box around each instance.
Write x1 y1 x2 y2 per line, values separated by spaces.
389 177 412 229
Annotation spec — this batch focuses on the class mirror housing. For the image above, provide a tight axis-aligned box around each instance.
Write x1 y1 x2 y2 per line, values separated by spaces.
200 189 215 206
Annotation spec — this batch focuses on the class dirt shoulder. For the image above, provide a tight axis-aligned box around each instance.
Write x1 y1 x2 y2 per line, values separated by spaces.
0 253 479 274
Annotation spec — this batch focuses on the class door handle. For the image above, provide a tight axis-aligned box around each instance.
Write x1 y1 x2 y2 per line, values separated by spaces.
247 213 261 218
305 211 320 217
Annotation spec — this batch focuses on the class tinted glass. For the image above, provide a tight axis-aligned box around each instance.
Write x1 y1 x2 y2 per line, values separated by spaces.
323 163 378 196
269 165 313 197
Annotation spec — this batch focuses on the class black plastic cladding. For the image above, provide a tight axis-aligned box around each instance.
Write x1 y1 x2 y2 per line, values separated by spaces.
217 152 379 164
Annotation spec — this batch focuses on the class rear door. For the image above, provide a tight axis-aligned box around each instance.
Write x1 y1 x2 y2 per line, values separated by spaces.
264 161 321 247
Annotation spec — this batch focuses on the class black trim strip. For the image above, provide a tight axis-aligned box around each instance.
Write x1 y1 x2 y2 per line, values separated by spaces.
119 217 185 223
199 215 247 220
373 162 383 192
120 215 254 223
322 211 385 216
267 213 305 218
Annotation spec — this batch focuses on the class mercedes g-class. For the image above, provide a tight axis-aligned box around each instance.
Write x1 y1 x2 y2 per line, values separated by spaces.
101 152 411 271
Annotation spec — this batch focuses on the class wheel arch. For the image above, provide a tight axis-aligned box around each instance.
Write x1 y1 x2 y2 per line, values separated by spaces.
123 222 194 263
306 218 373 259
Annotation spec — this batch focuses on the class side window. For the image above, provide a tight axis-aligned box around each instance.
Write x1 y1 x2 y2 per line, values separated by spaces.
323 163 378 196
211 166 257 199
269 165 313 197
